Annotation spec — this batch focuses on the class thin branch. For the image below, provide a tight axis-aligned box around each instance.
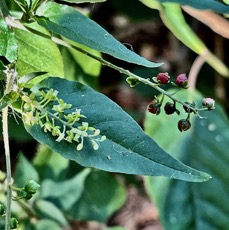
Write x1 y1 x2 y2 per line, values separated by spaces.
2 106 11 230
2 67 17 230
6 17 204 114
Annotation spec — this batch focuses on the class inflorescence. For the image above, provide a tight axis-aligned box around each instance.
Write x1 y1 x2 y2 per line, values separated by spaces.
127 72 215 132
21 88 106 150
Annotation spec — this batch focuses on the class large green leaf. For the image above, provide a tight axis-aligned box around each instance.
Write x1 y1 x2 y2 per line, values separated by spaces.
35 2 161 68
15 23 64 79
67 170 126 222
0 19 18 62
144 89 229 230
157 0 229 13
24 77 210 182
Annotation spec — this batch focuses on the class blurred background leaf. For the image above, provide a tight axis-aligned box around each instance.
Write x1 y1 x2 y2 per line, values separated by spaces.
67 170 126 222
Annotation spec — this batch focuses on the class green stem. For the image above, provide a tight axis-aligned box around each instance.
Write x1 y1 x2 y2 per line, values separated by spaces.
3 67 17 230
2 106 11 230
16 199 36 218
0 0 10 18
51 37 199 114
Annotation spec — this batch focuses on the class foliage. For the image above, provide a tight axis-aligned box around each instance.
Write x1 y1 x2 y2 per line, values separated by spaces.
144 90 229 229
0 0 228 229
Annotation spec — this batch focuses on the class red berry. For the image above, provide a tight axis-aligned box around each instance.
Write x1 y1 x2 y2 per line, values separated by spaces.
176 74 188 87
147 101 161 115
156 72 170 84
202 98 215 110
164 102 176 115
178 119 191 132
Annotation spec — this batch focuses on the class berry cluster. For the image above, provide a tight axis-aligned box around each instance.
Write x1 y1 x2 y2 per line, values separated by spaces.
15 180 40 200
21 89 106 150
0 204 18 229
147 73 215 132
0 179 40 229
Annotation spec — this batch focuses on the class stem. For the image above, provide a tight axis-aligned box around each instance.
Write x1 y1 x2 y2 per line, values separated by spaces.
2 67 17 230
50 38 199 113
16 199 36 218
2 106 12 230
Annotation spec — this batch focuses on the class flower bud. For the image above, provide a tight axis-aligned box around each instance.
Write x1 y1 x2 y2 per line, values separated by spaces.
24 180 40 194
20 190 33 200
164 102 176 115
156 72 170 84
178 119 191 132
0 203 6 216
147 101 161 115
176 73 188 88
10 217 18 229
202 98 215 110
126 76 140 87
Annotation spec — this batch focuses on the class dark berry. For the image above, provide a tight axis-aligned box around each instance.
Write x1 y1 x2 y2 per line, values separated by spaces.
156 72 170 84
164 102 176 115
202 98 215 110
183 102 195 113
147 101 161 115
178 119 191 132
176 73 188 87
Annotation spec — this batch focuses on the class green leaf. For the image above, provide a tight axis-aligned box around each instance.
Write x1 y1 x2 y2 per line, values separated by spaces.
35 2 161 68
18 71 48 88
0 19 18 62
25 77 210 182
14 154 39 187
144 89 229 230
67 170 126 222
35 200 69 227
67 42 101 77
157 0 229 14
15 22 64 81
140 1 229 77
35 219 62 230
40 168 91 210
0 91 19 111
61 47 99 89
33 145 69 181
